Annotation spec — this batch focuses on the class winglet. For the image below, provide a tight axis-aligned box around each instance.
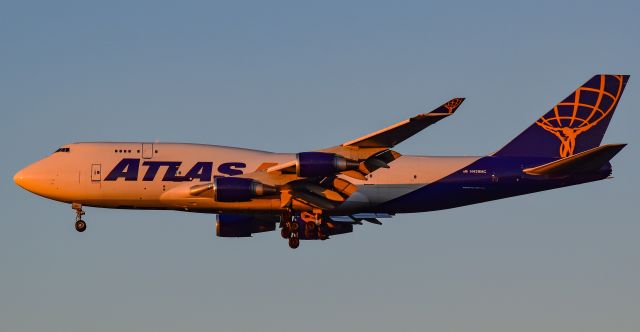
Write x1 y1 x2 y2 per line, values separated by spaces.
426 97 465 116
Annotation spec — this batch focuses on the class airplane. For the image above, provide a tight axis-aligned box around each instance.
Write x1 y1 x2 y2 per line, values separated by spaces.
14 74 629 249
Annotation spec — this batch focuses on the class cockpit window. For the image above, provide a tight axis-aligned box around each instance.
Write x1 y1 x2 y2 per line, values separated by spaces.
54 147 70 153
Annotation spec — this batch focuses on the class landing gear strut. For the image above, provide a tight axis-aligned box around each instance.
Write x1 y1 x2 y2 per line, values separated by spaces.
72 203 86 232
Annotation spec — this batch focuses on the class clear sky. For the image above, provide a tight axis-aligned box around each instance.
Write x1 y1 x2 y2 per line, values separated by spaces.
1 1 638 331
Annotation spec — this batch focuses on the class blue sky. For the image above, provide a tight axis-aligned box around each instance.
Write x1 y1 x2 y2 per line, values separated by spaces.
1 1 639 331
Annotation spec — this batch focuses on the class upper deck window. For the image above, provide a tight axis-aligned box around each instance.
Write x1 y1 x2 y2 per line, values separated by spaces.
54 147 70 153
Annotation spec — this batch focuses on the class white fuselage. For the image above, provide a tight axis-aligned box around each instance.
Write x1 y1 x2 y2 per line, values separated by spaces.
14 142 480 214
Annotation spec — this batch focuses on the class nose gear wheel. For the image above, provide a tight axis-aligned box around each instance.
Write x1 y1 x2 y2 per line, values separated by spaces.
72 203 87 233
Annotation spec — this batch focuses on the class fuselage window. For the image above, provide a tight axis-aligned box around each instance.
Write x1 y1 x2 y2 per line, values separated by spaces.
54 148 70 153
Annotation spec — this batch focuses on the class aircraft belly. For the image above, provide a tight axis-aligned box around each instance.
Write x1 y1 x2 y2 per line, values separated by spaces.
339 156 481 211
360 184 423 203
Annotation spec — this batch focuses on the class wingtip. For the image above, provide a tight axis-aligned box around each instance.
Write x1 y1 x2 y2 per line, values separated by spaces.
609 143 628 151
601 143 627 150
425 97 465 116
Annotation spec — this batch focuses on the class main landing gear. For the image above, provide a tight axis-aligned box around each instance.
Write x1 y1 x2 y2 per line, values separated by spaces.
301 212 329 241
72 203 86 232
280 210 330 249
280 210 300 249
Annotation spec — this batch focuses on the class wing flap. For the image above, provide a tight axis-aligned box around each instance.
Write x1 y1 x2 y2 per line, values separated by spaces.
292 191 337 210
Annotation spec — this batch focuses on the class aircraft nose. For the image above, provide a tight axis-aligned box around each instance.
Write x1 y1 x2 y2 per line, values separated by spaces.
14 168 30 189
14 158 63 198
14 162 47 193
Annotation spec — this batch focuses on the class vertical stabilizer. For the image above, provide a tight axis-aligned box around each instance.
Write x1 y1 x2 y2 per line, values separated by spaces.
494 75 629 158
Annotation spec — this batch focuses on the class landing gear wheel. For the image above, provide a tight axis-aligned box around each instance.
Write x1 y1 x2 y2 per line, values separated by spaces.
317 223 329 240
288 236 300 249
75 220 87 232
304 222 317 239
290 221 299 231
306 222 317 231
280 227 290 239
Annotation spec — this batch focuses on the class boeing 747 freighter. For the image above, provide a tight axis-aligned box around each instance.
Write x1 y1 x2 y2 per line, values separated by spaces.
14 75 629 248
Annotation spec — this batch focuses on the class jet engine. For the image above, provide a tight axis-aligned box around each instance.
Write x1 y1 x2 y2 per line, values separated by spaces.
213 177 277 202
216 214 278 237
296 152 359 177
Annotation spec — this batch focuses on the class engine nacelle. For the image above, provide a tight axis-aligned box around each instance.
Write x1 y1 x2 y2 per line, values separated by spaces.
216 214 278 237
296 152 359 177
213 177 277 202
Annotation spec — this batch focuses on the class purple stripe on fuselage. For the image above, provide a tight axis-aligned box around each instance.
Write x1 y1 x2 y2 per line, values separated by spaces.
374 156 611 213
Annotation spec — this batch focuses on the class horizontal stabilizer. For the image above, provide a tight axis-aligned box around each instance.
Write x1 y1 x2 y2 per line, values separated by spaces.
523 144 626 176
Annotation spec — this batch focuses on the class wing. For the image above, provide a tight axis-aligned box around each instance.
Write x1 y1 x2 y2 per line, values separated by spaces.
245 98 465 211
267 97 465 178
178 98 465 212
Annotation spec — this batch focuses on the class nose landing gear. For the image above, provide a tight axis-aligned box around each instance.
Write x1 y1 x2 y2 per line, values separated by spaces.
72 203 86 233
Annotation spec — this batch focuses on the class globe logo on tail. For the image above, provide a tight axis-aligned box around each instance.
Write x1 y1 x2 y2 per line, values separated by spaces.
535 75 625 157
444 98 465 114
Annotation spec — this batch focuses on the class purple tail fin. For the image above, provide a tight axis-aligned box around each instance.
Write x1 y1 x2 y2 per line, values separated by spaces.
494 75 629 158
